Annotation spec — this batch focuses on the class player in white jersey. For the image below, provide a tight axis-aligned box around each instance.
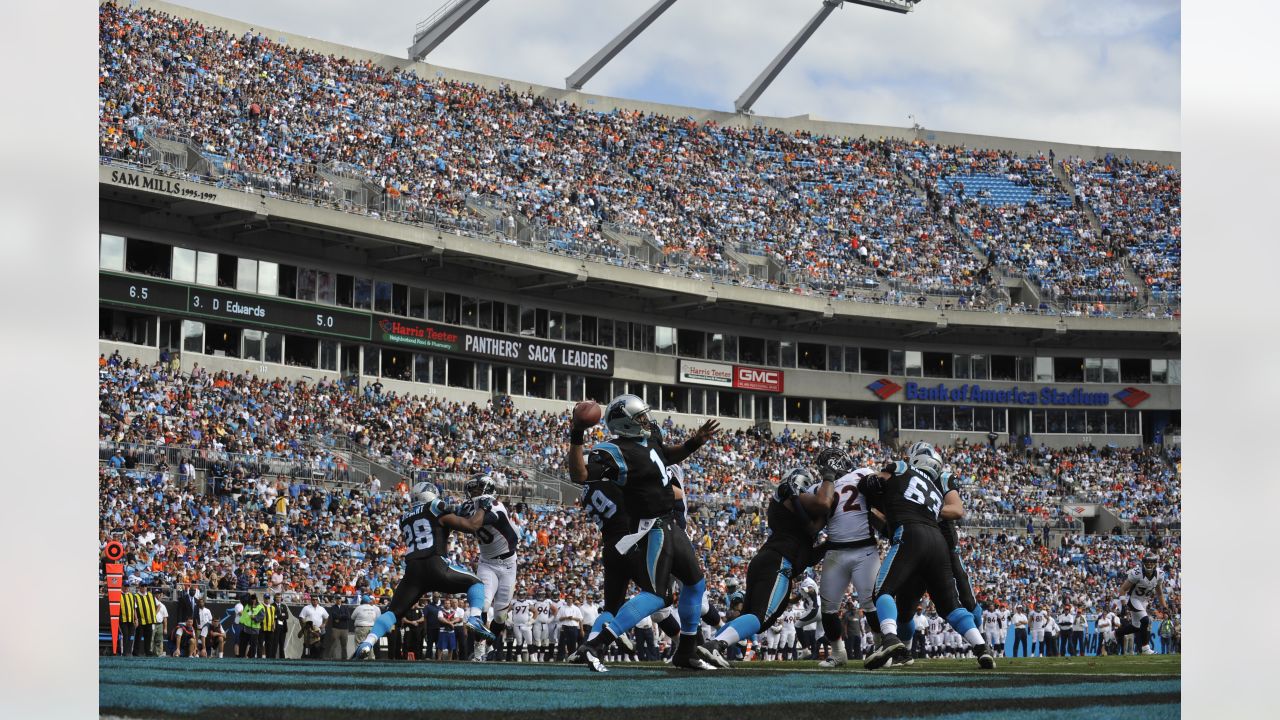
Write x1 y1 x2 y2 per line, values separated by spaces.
1030 609 1047 657
1116 553 1167 655
778 606 798 659
532 590 556 661
928 613 944 659
995 606 1010 655
811 455 885 669
461 475 521 661
983 608 1000 649
510 590 535 661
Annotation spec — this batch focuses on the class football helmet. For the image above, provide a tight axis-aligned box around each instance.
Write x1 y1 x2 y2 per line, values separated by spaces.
604 394 652 438
465 474 496 498
781 466 820 494
909 443 944 481
1142 553 1158 578
409 481 438 506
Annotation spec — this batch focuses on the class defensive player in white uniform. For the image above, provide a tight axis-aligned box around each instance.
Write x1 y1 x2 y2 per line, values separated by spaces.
814 456 884 669
983 607 1000 649
1116 553 1166 655
460 475 520 661
1030 608 1047 657
510 590 535 661
779 606 799 660
533 590 556 661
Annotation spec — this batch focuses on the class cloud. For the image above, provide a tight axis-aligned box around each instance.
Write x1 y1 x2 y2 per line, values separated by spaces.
165 0 1180 149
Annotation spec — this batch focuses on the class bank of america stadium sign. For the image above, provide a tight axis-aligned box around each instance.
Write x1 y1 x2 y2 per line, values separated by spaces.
865 380 1150 408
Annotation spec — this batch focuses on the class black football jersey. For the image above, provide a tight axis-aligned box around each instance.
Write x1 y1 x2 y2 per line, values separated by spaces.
581 479 631 541
858 460 946 530
935 471 961 549
584 428 676 521
398 499 461 561
763 494 819 563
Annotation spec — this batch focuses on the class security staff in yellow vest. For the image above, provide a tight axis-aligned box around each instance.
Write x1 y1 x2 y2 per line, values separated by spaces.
261 595 279 658
238 594 266 658
119 587 139 656
132 587 159 656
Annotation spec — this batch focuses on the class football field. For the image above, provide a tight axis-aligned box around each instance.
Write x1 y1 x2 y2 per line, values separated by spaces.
99 655 1179 719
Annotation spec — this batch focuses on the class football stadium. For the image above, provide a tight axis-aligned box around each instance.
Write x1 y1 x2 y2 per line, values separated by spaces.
97 1 1181 717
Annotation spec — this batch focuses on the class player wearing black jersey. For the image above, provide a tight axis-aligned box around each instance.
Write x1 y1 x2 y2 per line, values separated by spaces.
566 394 720 672
895 468 984 663
352 482 497 659
701 466 835 669
566 478 637 662
858 443 995 670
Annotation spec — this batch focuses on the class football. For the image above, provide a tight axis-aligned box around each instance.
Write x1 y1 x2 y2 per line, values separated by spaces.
573 401 603 426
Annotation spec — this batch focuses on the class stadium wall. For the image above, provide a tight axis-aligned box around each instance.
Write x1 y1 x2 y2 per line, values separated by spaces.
126 0 1180 163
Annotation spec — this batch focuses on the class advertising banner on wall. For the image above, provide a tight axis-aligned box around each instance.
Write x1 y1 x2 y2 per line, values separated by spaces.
865 378 1150 408
375 316 614 376
678 360 734 388
677 360 784 393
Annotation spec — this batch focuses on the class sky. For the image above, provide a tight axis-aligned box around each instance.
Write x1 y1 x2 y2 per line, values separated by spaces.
167 0 1180 150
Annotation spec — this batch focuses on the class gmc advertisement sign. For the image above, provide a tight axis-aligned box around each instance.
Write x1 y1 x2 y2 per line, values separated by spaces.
678 360 784 393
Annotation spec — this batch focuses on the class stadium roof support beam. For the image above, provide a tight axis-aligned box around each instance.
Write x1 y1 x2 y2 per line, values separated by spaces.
734 0 917 115
565 0 681 90
408 0 492 61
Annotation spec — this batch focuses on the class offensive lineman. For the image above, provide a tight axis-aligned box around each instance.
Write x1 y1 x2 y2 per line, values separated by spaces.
701 466 837 668
567 394 721 672
858 443 996 670
353 482 497 659
1115 553 1167 655
459 474 520 661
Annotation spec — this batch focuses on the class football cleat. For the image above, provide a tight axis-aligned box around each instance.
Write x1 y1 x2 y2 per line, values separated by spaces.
888 644 913 668
565 644 587 664
614 631 636 654
699 640 733 670
351 641 374 661
975 644 996 669
672 654 717 671
1140 645 1156 655
464 616 497 643
581 645 608 673
817 648 847 669
863 634 904 670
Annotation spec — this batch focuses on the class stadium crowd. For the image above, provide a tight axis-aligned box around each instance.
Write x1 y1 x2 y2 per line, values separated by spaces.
97 2 1180 309
100 354 1180 659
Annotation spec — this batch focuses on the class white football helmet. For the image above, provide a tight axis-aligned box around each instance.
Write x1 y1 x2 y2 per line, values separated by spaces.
604 394 652 438
409 481 438 506
909 444 944 481
781 466 819 494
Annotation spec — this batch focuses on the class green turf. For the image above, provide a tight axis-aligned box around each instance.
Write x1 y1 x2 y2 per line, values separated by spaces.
100 655 1179 720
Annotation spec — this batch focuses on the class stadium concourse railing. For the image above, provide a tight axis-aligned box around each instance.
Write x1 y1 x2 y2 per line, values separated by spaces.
100 154 1176 320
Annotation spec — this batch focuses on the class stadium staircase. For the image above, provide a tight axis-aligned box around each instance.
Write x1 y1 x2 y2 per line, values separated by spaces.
600 222 667 268
1052 162 1148 295
140 128 215 178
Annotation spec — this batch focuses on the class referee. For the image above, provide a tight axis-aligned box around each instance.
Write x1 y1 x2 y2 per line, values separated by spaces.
133 586 159 656
119 586 138 656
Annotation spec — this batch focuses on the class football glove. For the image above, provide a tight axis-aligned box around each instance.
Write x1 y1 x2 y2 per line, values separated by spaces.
474 494 496 511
